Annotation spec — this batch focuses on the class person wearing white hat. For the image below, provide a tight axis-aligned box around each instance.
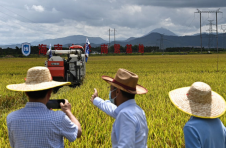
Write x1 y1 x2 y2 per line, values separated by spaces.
6 66 82 148
169 82 226 148
90 68 148 148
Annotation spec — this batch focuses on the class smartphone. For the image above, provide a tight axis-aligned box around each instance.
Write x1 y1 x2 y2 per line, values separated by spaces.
46 99 65 109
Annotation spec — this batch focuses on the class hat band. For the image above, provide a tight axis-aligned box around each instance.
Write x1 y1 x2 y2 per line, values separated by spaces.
112 79 136 91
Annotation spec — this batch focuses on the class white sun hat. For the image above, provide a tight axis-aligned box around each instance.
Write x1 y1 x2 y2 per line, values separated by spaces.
6 66 71 92
169 82 226 118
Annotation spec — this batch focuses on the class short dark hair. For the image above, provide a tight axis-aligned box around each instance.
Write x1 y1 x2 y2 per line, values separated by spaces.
26 89 51 99
112 86 135 99
120 89 135 99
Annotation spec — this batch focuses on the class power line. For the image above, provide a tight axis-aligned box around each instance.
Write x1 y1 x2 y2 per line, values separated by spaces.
0 6 53 36
195 8 222 54
114 28 117 45
0 5 36 23
0 9 21 21
206 20 215 49
108 28 113 48
0 10 34 31
187 15 196 27
157 34 167 55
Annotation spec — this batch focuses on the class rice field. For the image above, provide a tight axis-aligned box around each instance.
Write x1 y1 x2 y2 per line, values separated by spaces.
1 54 226 147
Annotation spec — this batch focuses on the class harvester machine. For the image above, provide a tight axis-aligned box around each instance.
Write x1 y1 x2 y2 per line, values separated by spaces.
45 45 86 92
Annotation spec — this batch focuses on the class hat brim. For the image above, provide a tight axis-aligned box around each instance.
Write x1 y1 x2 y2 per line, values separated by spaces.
102 76 148 94
6 81 71 92
169 87 226 118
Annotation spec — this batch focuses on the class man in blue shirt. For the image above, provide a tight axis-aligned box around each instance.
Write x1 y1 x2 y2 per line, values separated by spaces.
169 82 226 148
90 68 148 148
6 66 82 148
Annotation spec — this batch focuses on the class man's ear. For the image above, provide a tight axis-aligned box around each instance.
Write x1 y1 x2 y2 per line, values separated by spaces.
47 89 53 98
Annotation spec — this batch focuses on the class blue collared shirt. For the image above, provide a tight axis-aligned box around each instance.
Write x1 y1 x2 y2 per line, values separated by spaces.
7 102 78 148
184 116 226 148
93 97 148 148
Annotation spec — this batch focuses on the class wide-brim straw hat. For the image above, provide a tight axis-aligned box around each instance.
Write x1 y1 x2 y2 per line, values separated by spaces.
102 68 148 94
6 66 71 92
169 82 226 118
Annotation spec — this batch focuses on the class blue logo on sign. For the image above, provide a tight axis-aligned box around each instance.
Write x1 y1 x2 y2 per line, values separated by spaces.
21 43 31 56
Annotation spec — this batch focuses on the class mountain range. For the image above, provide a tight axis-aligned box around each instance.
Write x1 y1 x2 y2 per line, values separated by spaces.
1 28 226 49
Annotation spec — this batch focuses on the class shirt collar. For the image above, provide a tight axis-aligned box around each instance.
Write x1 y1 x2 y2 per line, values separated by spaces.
114 99 136 116
25 102 48 109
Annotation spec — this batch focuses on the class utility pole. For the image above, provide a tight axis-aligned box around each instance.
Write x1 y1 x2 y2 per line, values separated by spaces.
206 20 215 50
114 28 116 45
108 28 113 51
157 34 167 55
195 8 222 54
109 28 110 48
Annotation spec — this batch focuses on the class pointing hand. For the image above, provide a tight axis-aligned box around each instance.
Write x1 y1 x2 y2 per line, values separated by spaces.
90 88 98 103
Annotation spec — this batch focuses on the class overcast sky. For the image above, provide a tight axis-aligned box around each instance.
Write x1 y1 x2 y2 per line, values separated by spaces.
0 0 226 45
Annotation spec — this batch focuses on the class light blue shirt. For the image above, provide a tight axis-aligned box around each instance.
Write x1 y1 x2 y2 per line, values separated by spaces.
184 116 226 148
93 97 148 148
7 102 78 148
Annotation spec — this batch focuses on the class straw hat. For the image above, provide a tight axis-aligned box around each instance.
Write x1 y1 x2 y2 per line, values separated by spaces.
169 82 226 118
6 66 71 92
102 68 148 94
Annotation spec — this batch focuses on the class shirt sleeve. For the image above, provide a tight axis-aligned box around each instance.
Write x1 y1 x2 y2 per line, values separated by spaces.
93 97 117 118
114 112 136 148
7 124 14 148
7 117 14 148
60 114 78 142
183 125 201 148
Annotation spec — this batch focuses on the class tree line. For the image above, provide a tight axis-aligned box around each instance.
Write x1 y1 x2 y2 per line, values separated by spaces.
0 45 225 57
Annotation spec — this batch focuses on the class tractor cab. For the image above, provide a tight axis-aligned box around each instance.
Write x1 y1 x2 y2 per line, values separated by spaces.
69 45 85 53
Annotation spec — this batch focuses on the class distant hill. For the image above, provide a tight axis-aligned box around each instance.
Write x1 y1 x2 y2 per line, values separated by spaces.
191 32 224 36
108 32 226 48
1 28 226 49
0 44 21 49
31 35 108 46
124 37 136 42
143 27 177 37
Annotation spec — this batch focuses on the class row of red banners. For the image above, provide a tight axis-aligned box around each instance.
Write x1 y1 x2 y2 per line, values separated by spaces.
101 44 144 54
39 44 63 55
38 44 144 55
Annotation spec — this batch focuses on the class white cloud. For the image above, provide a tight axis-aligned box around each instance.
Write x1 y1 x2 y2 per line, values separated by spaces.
31 5 44 12
163 17 174 27
0 0 225 45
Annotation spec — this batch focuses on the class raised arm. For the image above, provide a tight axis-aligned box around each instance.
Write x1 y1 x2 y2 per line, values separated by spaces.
60 99 82 139
91 88 117 118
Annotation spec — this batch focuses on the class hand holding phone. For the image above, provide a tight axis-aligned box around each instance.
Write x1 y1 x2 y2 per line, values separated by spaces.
46 99 65 109
60 99 71 114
